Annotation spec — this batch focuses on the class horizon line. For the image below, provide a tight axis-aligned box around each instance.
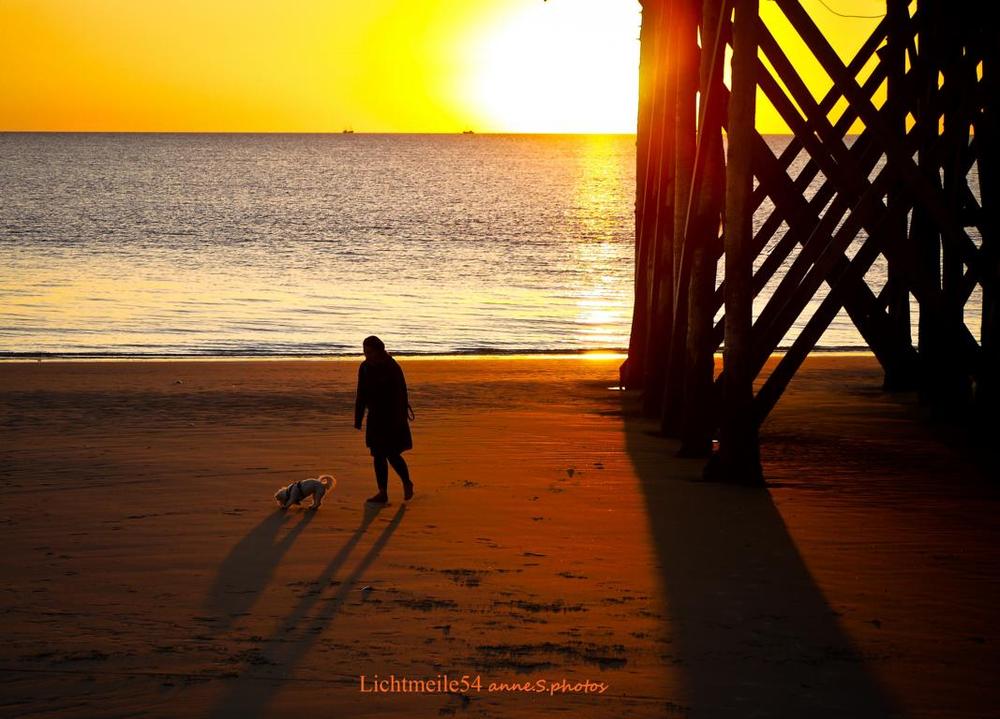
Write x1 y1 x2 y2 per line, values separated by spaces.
0 129 807 137
0 129 640 136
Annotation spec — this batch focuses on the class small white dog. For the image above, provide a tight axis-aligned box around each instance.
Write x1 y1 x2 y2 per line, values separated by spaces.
274 475 336 510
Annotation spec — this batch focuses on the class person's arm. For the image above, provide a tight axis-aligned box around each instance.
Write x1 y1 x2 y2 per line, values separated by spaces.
400 367 409 412
354 364 366 429
395 361 410 418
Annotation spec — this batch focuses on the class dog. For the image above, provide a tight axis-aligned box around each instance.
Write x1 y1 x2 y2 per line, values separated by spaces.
274 475 336 510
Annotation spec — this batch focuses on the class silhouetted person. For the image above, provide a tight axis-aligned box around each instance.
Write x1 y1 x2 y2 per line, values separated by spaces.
354 335 413 504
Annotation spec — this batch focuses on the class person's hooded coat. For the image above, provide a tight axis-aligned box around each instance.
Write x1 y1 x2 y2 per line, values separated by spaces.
354 354 412 456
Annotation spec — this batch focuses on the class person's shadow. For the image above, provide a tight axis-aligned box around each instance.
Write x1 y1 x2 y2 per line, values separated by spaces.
619 392 899 717
204 510 316 630
207 503 407 719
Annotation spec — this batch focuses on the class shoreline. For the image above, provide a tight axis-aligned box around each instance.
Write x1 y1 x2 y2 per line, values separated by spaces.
0 347 875 362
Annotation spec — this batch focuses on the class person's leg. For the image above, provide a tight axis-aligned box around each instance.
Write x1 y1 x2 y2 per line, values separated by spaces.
368 454 389 503
387 454 413 500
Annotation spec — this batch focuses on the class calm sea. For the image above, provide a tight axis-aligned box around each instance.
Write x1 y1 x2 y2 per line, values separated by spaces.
0 133 982 357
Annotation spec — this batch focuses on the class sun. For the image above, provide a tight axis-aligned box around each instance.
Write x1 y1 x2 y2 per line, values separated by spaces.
461 0 641 133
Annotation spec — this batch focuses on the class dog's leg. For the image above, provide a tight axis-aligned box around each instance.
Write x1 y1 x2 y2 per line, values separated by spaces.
312 486 325 509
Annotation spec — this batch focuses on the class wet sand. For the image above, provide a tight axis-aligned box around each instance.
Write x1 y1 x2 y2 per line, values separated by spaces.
0 356 997 718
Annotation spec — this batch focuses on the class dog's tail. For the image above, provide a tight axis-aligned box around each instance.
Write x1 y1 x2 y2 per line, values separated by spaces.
318 474 337 490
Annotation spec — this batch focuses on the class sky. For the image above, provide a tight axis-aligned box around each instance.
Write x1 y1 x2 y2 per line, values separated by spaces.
0 0 883 134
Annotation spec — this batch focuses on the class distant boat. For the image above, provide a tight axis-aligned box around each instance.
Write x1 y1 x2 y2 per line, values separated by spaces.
342 129 354 134
462 130 474 135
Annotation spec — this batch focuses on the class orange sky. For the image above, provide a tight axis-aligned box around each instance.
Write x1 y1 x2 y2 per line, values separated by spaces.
0 0 882 134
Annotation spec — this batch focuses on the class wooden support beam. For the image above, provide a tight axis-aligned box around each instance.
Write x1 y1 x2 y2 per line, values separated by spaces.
733 32 891 298
757 119 983 424
750 40 919 376
911 0 948 409
626 0 996 478
712 58 890 320
938 8 977 411
749 166 895 380
975 23 1000 426
737 122 985 383
639 0 680 408
883 0 915 390
762 4 976 382
708 0 763 485
744 137 889 370
774 0 984 282
629 0 675 389
623 0 662 388
672 0 730 455
708 8 915 330
754 202 907 423
747 131 918 374
659 0 700 422
757 30 860 194
710 15 977 402
626 0 992 474
748 14 890 210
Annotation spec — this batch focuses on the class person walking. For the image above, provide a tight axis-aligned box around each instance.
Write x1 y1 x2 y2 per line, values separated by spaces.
354 335 413 504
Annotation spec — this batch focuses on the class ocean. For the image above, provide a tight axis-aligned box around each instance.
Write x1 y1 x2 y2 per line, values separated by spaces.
0 133 982 357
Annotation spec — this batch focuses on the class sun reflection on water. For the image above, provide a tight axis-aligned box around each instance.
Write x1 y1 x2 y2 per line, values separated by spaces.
568 135 634 350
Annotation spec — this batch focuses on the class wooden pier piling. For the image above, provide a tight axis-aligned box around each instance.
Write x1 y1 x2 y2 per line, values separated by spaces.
624 0 995 481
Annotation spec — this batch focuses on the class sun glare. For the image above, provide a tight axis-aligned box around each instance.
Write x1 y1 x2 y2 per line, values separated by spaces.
462 0 641 133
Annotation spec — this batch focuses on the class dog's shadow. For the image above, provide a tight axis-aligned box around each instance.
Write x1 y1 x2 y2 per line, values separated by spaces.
204 509 316 630
207 502 406 719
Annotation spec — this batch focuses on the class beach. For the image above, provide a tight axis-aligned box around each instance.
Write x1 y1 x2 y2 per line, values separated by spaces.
1 355 997 718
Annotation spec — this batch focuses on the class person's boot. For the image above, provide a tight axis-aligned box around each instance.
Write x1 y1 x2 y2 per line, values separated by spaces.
402 479 414 501
366 492 388 504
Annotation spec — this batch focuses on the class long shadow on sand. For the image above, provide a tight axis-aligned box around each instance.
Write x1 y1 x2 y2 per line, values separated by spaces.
620 397 899 718
207 503 407 719
204 511 316 630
